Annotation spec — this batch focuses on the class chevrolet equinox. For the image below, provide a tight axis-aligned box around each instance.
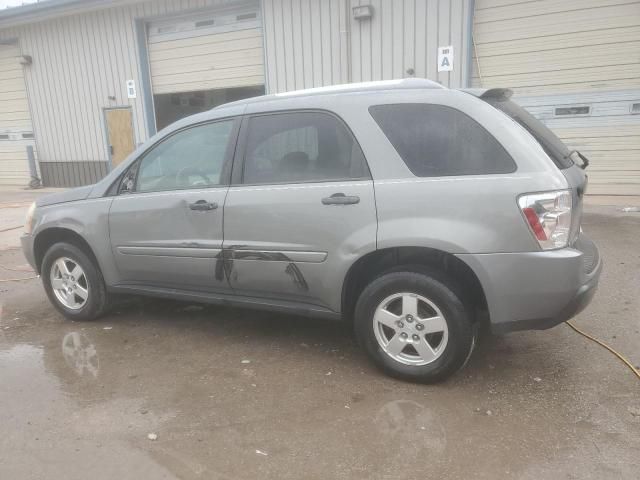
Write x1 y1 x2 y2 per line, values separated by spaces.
22 79 602 383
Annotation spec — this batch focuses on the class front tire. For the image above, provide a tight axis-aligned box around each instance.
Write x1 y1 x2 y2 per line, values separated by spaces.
354 269 476 383
42 242 109 321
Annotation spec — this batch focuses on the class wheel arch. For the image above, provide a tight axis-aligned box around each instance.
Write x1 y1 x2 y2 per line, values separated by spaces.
341 246 489 325
34 227 101 275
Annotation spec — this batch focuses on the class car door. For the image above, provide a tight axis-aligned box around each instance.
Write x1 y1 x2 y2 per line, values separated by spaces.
108 118 239 292
223 110 377 311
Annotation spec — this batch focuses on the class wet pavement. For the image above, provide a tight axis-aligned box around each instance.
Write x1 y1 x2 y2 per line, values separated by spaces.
1 200 639 479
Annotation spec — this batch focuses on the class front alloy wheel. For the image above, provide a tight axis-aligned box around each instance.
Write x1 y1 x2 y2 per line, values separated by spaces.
50 257 89 310
42 242 109 321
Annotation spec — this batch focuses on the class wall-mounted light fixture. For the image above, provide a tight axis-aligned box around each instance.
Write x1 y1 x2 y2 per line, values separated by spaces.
19 55 32 66
353 5 373 20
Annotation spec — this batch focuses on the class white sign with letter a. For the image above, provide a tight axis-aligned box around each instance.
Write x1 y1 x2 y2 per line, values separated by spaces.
437 46 453 72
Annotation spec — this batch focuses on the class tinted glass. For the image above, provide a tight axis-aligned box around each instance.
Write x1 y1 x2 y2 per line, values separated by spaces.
136 120 233 192
484 97 573 169
369 104 516 177
243 112 369 184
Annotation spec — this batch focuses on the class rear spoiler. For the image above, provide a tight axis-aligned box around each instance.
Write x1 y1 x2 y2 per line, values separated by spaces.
460 88 513 101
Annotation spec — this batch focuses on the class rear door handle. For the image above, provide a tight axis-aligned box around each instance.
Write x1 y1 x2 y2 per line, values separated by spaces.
189 200 218 211
321 193 360 205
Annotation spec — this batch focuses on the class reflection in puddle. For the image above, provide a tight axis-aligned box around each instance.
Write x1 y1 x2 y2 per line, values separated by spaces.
62 332 99 378
374 399 446 454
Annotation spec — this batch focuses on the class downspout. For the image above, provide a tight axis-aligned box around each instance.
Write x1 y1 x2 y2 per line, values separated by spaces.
465 0 476 88
134 18 157 137
341 0 352 83
260 0 270 93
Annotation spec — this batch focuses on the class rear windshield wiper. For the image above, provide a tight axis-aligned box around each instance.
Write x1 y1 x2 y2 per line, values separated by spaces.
566 150 590 170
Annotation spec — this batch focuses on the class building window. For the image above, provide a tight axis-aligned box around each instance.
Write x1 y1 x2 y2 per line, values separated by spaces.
631 103 640 114
195 19 215 28
554 106 591 116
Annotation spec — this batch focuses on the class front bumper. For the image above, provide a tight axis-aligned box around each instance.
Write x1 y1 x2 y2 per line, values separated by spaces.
20 233 38 273
457 233 602 334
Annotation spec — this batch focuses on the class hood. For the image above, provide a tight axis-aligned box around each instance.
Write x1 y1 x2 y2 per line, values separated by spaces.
36 184 94 207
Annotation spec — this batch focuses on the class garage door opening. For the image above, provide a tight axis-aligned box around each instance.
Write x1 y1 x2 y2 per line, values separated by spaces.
154 85 264 131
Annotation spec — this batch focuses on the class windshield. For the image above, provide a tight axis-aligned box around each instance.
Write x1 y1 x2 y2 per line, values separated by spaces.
484 97 574 169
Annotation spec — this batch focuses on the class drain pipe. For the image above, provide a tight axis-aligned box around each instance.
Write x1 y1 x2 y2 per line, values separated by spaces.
26 145 41 189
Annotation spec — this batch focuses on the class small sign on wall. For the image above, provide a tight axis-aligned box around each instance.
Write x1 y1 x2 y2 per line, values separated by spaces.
437 46 453 72
126 79 137 99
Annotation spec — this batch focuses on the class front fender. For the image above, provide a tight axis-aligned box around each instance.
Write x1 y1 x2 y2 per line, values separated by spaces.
33 198 117 285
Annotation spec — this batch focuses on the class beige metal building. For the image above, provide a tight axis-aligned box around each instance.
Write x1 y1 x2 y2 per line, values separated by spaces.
0 0 638 196
0 0 472 187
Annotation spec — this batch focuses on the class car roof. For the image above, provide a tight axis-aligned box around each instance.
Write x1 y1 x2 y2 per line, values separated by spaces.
216 78 446 110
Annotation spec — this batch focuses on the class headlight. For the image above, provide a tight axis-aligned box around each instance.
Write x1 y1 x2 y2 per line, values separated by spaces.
24 202 36 234
518 190 572 250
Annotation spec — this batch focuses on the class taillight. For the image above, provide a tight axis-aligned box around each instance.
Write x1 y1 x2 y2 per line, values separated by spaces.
518 190 572 250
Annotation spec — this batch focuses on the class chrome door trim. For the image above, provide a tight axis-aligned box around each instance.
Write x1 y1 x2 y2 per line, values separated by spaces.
117 246 222 258
230 249 327 263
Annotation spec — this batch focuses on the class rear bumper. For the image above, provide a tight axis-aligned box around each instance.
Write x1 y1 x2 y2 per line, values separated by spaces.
457 233 602 334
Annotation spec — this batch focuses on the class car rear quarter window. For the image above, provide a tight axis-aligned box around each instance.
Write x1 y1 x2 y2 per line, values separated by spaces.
369 103 517 177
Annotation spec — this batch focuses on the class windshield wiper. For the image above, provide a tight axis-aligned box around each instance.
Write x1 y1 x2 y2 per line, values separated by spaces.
566 150 590 170
576 151 590 169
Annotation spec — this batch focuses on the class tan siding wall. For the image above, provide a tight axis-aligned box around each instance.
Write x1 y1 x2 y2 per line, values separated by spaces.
555 125 640 196
148 27 264 94
0 44 30 130
0 42 35 185
0 140 37 185
471 0 640 94
263 0 473 93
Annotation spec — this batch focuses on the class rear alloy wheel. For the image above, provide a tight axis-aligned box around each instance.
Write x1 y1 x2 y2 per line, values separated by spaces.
373 292 449 366
42 242 109 321
355 269 476 383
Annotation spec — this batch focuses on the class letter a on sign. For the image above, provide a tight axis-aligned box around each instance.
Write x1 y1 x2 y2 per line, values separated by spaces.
438 46 453 72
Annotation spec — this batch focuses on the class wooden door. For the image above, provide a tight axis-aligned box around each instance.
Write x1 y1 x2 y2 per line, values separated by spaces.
105 108 135 167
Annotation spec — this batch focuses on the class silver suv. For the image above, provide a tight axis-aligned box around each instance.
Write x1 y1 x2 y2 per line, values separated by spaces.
21 79 602 383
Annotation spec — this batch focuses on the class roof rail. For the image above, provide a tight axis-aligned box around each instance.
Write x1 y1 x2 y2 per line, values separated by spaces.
275 78 445 98
216 78 446 109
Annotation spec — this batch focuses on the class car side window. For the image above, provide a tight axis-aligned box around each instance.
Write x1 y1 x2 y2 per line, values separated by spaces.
242 111 369 184
132 120 234 193
369 104 516 177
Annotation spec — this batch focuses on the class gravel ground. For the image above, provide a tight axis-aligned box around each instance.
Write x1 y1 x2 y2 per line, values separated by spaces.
0 189 638 479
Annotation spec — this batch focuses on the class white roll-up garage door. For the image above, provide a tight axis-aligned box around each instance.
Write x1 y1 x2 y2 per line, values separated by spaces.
147 7 264 95
0 43 35 186
472 0 640 196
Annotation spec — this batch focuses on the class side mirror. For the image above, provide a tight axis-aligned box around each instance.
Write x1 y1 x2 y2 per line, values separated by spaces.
119 168 137 194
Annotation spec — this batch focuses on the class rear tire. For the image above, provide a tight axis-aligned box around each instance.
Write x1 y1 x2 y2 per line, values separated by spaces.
354 268 476 383
41 242 109 321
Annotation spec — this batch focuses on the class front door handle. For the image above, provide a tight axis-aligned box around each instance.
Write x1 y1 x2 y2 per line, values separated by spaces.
321 193 360 205
189 200 218 211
